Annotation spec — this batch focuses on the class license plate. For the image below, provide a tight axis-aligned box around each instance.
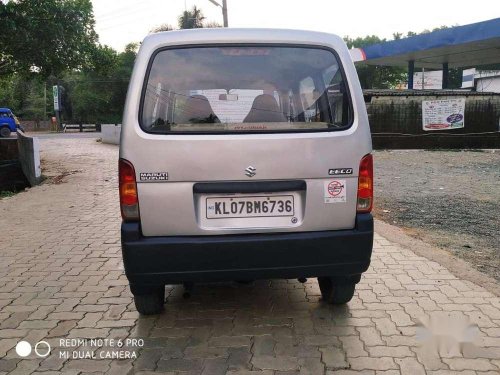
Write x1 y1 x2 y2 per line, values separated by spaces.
206 195 295 219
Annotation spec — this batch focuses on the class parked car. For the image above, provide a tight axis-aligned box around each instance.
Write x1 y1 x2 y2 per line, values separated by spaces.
120 28 374 315
0 108 21 137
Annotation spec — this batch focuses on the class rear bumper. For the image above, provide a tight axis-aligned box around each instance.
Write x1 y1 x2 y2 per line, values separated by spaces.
121 213 373 288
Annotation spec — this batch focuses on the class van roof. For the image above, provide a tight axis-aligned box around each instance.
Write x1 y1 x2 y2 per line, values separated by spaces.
141 28 344 50
0 108 12 112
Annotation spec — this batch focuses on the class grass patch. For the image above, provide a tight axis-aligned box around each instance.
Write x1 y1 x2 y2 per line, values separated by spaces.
0 190 18 199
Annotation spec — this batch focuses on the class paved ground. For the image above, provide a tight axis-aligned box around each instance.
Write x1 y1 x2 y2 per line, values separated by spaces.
0 135 499 375
374 150 500 281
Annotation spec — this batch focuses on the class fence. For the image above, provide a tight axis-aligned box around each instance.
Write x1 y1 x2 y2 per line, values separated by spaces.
62 123 102 133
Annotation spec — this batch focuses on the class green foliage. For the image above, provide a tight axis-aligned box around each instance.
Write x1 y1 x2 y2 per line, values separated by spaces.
344 35 385 49
0 3 488 125
0 190 17 199
344 35 407 89
0 0 103 78
178 6 205 29
23 83 46 121
0 45 135 124
0 74 19 109
150 24 175 33
204 21 223 28
60 44 137 123
0 74 47 118
151 6 220 33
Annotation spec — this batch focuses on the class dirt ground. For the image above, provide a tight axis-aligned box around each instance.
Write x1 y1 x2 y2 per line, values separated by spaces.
374 149 500 281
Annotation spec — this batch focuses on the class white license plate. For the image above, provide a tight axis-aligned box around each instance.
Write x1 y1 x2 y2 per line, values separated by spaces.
206 195 295 219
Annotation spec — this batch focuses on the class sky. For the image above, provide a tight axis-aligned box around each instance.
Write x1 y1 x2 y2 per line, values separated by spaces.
92 0 499 51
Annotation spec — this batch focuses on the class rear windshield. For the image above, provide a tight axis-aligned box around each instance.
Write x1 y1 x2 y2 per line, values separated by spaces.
141 46 352 133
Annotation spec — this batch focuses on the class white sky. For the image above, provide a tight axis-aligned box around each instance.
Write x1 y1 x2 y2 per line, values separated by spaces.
92 0 499 51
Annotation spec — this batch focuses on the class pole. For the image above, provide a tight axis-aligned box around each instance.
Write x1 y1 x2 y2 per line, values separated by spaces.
44 83 47 119
222 0 228 27
55 111 62 132
408 60 415 90
442 62 449 89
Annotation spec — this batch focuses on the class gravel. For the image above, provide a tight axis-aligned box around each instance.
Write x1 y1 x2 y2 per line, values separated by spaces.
374 149 500 281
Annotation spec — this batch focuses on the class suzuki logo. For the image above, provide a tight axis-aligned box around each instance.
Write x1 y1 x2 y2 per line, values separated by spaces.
245 166 256 177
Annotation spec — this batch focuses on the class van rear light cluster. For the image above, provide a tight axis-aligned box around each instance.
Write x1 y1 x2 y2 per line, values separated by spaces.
357 154 373 213
119 159 140 221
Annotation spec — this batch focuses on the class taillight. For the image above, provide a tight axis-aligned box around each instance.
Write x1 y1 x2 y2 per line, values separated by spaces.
357 154 373 213
119 158 140 221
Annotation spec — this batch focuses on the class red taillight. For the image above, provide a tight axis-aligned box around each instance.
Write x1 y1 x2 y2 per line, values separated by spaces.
119 158 140 221
357 154 373 213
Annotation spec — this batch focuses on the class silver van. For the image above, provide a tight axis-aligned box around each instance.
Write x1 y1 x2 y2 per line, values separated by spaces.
120 28 373 315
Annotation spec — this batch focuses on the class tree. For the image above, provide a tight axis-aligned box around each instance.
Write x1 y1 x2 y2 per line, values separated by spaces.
151 6 221 34
150 24 175 33
24 83 46 128
60 43 138 124
344 35 407 89
0 0 103 77
204 21 223 28
178 6 205 29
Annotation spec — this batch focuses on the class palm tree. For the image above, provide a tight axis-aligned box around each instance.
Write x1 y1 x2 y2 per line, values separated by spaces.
178 6 206 29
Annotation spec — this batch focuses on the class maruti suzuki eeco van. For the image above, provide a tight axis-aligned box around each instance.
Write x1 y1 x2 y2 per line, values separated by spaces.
120 28 374 314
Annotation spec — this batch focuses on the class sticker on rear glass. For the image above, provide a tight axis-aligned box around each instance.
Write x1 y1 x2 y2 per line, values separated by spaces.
140 172 168 181
324 180 346 203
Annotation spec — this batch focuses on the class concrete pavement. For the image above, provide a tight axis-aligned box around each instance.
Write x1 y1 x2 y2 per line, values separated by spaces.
0 136 499 374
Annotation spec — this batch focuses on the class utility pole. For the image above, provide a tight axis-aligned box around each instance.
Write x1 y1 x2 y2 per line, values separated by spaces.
208 0 228 27
222 0 228 27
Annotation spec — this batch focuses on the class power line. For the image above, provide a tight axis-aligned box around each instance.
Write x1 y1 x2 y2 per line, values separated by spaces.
95 0 152 21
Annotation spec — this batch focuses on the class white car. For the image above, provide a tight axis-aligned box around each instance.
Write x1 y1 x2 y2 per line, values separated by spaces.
119 28 374 314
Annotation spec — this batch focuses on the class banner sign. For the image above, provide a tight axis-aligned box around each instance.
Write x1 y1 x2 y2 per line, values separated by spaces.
412 70 443 90
53 85 60 111
422 98 465 131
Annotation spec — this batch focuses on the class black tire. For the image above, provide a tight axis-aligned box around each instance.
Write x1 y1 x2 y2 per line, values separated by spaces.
133 287 165 315
318 277 356 304
0 126 11 138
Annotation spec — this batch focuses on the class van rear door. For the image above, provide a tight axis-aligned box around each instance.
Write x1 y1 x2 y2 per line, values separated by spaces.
125 45 371 236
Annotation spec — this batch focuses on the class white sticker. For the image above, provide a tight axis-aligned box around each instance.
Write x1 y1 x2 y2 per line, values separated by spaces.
324 180 346 203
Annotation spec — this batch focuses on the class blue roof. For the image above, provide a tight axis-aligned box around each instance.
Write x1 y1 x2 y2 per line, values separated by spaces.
359 18 500 68
0 108 12 112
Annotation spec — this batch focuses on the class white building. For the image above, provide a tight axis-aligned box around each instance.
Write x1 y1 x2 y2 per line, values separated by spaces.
462 69 500 93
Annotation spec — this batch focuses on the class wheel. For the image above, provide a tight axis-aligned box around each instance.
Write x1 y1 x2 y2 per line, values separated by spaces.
0 126 11 138
318 277 356 304
133 287 165 315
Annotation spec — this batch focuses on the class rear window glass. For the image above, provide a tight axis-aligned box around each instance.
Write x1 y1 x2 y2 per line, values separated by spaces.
141 46 352 133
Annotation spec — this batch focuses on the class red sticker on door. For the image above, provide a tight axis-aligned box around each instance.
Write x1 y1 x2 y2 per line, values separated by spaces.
324 180 346 203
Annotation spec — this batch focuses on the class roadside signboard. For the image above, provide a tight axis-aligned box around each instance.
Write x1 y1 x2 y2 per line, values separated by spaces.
412 70 443 90
462 68 476 88
53 85 60 111
422 98 465 131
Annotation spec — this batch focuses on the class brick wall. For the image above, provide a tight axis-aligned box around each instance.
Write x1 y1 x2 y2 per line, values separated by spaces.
19 120 53 132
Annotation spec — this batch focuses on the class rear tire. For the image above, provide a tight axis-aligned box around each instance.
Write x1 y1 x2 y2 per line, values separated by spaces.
133 287 165 315
0 126 11 138
318 277 356 304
